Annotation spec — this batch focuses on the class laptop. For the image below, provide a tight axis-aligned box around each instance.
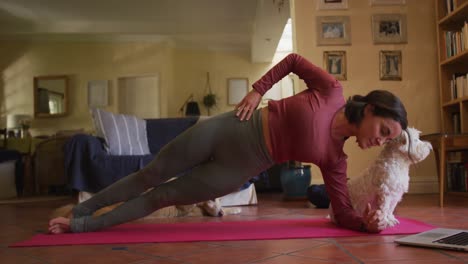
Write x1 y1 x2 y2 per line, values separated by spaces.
395 228 468 252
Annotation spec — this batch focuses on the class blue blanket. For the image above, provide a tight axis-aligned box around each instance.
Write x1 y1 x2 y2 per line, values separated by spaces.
65 117 200 193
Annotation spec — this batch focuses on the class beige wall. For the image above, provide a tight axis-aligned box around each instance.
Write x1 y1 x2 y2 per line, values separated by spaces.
0 41 175 135
0 42 271 135
292 0 440 192
172 49 270 116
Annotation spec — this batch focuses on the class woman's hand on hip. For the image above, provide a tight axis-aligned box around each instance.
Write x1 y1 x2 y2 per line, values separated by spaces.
236 90 262 121
363 203 386 233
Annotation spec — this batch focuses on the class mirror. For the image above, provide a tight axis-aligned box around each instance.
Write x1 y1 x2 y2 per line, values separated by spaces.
34 75 68 118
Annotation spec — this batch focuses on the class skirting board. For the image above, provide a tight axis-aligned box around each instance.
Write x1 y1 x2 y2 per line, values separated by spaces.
408 179 439 194
312 177 439 194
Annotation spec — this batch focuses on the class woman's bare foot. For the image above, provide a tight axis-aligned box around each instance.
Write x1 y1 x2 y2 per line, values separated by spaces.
48 217 71 234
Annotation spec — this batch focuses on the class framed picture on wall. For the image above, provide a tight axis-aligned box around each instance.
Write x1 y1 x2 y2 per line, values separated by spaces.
370 0 406 6
380 50 402 81
88 80 109 107
316 16 351 46
323 51 347 81
372 14 407 44
317 0 348 10
227 78 248 105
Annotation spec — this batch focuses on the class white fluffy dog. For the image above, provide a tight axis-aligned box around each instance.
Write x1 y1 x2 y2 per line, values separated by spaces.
331 127 432 228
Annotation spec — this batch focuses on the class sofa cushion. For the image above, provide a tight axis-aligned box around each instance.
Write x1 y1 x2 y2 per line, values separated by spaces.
91 108 150 155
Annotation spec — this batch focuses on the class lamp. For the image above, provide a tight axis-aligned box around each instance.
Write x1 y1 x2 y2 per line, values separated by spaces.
179 94 200 116
7 114 32 138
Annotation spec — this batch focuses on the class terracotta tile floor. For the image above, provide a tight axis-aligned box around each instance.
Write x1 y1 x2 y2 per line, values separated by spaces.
1 192 467 264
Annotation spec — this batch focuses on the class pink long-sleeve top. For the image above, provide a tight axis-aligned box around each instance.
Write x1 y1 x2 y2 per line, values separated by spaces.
253 53 364 231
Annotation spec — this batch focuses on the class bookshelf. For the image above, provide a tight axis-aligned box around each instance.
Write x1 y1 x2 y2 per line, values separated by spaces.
434 0 468 206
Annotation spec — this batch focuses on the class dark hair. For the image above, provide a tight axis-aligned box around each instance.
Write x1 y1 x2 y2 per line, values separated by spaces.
344 90 407 130
345 90 413 161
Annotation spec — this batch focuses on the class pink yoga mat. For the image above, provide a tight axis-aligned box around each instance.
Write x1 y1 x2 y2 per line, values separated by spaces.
10 217 434 247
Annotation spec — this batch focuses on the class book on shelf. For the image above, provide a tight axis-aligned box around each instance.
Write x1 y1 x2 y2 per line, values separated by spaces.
443 22 467 60
446 151 468 192
449 73 468 100
444 0 464 15
452 112 461 134
447 151 468 163
462 21 468 50
445 0 454 14
446 162 468 192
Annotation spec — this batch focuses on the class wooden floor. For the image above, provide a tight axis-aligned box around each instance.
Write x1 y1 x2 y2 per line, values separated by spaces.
1 192 467 264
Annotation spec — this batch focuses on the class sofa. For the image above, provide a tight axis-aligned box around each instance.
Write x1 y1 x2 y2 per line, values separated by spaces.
65 113 258 205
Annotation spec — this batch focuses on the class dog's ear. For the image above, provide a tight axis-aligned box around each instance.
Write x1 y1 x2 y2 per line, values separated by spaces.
383 129 406 151
406 127 432 163
399 131 408 145
397 130 409 152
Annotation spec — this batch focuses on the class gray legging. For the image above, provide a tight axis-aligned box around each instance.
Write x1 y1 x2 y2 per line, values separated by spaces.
70 109 274 232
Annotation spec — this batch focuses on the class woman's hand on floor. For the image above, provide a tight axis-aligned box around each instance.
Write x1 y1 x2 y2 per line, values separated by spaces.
236 90 262 121
363 203 386 233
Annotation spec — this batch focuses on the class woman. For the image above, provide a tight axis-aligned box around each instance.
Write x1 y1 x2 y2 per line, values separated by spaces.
49 53 406 234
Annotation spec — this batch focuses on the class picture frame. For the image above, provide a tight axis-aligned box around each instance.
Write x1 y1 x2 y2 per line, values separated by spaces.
372 14 407 44
323 51 347 81
227 78 248 105
88 80 109 107
317 0 348 10
379 50 402 81
316 16 351 46
370 0 406 6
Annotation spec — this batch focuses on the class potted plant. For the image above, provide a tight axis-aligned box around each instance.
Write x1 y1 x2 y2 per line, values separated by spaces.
280 160 311 200
202 72 217 115
203 93 216 115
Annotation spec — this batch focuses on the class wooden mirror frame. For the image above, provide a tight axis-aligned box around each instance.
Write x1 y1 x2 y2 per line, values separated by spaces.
33 75 69 118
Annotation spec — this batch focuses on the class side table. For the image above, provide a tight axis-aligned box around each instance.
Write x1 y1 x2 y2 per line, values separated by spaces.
6 137 45 196
5 137 31 196
33 135 72 195
421 133 468 207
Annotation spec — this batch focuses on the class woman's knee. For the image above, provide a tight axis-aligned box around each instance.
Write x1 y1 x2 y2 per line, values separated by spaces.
137 150 175 185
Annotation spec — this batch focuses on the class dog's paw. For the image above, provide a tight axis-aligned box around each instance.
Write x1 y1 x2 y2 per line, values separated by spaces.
199 199 242 217
384 215 400 227
200 200 222 216
223 207 242 215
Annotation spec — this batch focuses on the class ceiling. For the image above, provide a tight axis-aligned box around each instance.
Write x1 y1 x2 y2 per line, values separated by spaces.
0 0 290 62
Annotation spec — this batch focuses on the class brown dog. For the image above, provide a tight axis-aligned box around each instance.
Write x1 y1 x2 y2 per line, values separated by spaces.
51 197 241 220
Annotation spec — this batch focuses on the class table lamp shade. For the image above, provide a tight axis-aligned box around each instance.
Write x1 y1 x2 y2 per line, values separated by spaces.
7 114 31 129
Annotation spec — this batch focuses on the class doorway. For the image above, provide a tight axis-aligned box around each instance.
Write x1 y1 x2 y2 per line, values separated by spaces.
117 75 160 118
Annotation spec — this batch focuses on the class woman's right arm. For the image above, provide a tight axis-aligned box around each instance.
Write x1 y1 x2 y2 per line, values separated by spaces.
236 53 338 121
252 53 339 96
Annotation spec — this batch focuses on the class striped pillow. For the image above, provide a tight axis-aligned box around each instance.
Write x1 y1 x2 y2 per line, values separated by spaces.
91 108 150 155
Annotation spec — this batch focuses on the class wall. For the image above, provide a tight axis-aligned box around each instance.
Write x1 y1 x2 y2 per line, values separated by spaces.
172 49 270 116
0 41 273 135
0 41 174 135
292 0 440 192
